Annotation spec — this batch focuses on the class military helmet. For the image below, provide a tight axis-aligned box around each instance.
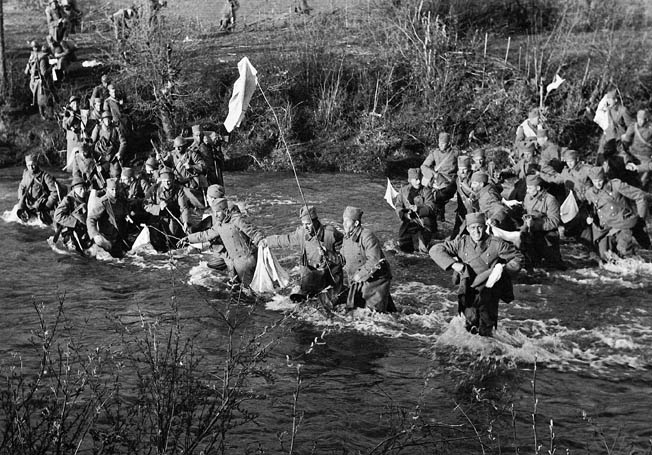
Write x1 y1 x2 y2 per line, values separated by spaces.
173 136 187 148
101 111 112 120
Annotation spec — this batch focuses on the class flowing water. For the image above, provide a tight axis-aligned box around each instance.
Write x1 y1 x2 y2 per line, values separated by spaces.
1 167 652 453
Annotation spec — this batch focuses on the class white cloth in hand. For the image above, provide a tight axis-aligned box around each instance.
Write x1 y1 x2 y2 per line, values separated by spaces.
485 263 504 288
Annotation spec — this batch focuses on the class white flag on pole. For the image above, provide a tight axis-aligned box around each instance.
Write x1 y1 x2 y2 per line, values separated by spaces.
546 74 565 93
384 178 399 209
224 57 258 133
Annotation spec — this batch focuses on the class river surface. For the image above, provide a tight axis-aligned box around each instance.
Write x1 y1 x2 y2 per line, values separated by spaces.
1 167 652 454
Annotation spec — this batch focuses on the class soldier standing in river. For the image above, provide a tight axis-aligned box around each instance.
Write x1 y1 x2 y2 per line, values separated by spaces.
87 178 131 257
17 154 60 225
54 176 91 251
394 168 435 253
341 206 395 313
420 132 458 222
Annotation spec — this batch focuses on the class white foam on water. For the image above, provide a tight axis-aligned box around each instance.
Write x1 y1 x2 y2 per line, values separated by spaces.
556 268 646 288
187 261 227 289
1 205 49 228
600 255 652 276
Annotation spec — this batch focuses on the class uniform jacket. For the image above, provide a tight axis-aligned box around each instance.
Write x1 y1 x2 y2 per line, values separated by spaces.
456 176 478 214
172 149 206 189
144 183 191 226
420 147 459 188
523 189 560 232
515 119 538 145
476 183 509 225
622 122 652 163
72 152 102 188
394 184 435 220
103 96 123 125
503 157 541 180
548 162 592 201
585 179 648 230
267 222 343 269
92 124 127 160
341 226 391 282
54 191 87 229
189 140 223 186
538 141 562 175
187 210 264 259
18 169 59 209
603 105 633 141
87 194 129 242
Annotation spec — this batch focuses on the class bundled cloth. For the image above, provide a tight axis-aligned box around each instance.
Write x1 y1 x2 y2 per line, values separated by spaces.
593 93 612 131
250 245 290 293
224 57 258 133
560 191 579 224
488 224 521 248
384 178 399 209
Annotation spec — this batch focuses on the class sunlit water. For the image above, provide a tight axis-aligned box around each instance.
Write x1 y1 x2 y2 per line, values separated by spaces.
2 167 652 453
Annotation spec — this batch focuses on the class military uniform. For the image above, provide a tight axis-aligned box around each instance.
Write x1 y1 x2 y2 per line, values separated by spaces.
54 188 91 250
452 173 478 238
17 167 59 224
187 209 264 286
394 182 435 252
341 225 395 313
430 230 522 336
87 191 130 257
62 103 84 171
521 186 562 267
475 183 513 230
91 122 126 178
172 149 206 190
144 182 191 251
420 146 459 218
585 178 649 258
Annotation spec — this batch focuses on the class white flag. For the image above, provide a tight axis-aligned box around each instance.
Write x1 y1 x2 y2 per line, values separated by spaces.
560 190 579 224
384 178 399 209
546 74 565 93
224 57 258 133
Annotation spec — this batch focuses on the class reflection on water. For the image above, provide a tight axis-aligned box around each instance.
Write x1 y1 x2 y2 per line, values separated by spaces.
1 168 652 452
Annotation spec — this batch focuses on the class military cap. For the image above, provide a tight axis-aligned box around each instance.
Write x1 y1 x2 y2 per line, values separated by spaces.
588 166 605 182
71 175 86 188
407 168 422 181
206 184 225 199
121 167 135 179
458 155 472 168
158 168 174 180
299 205 317 222
536 128 548 138
191 124 203 134
30 40 39 48
69 95 80 103
145 156 159 168
173 136 187 148
562 149 578 161
343 206 363 221
465 212 486 226
470 171 489 184
438 132 450 142
101 111 112 119
526 174 543 187
211 197 229 211
105 178 118 190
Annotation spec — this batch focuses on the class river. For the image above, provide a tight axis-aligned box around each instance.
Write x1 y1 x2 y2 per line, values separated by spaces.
1 167 652 454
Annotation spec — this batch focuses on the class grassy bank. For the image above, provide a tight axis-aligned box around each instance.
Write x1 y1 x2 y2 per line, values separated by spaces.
1 0 651 173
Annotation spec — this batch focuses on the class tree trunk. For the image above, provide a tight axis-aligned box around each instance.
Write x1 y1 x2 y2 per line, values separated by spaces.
0 0 7 98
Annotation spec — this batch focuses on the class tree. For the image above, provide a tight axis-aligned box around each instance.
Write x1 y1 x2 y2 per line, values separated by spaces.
0 0 7 98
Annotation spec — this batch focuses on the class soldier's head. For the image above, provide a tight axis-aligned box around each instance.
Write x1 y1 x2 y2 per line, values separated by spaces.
206 183 225 205
191 124 203 142
92 97 102 112
470 171 488 192
525 174 543 197
471 149 485 170
589 166 606 190
438 132 450 151
528 108 540 126
30 40 39 51
637 109 650 127
101 74 110 86
562 149 578 169
158 169 174 189
101 111 112 126
120 167 135 185
105 178 119 200
521 143 536 161
465 212 486 242
536 128 549 147
71 176 88 198
173 136 187 153
107 84 116 98
299 205 318 234
24 154 39 173
210 198 229 220
342 206 363 235
69 95 80 110
457 155 472 178
145 156 159 175
407 168 422 189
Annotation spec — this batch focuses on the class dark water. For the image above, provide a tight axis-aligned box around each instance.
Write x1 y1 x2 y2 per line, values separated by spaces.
2 168 652 453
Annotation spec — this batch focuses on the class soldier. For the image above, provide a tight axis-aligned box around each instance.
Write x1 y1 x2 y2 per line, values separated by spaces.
420 132 458 221
470 172 514 230
452 155 479 238
520 175 564 269
594 90 633 163
189 124 223 186
87 178 131 257
394 168 435 253
219 0 239 32
144 169 192 251
179 189 266 288
621 109 652 190
89 74 111 109
45 0 68 42
170 135 206 198
266 205 344 302
499 143 541 201
471 149 496 177
53 175 91 252
341 206 395 313
514 108 541 150
103 84 125 128
16 154 60 225
430 212 523 337
71 143 104 190
585 167 649 259
85 97 104 138
547 149 593 245
46 35 75 81
120 167 145 201
91 111 126 178
24 41 51 119
140 156 159 193
536 129 563 174
62 95 85 171
60 0 82 34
